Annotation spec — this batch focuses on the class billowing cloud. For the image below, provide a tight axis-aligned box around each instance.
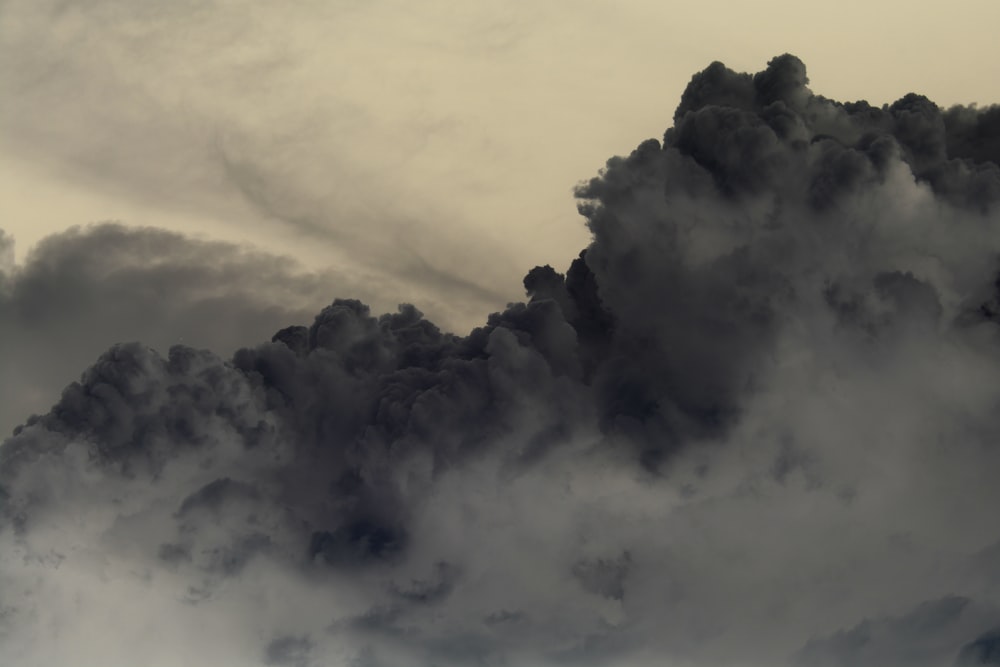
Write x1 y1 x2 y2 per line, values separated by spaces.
3 55 1000 666
0 223 392 437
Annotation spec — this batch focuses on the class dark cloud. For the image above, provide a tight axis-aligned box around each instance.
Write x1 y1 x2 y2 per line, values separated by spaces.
572 551 631 601
4 54 1000 666
0 223 386 438
956 628 1000 665
390 561 460 605
793 597 1000 667
265 635 314 667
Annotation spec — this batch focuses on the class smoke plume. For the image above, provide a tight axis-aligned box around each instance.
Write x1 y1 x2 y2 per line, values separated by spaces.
3 54 1000 667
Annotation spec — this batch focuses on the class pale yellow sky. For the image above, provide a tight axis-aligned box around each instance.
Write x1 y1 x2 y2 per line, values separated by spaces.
3 0 999 331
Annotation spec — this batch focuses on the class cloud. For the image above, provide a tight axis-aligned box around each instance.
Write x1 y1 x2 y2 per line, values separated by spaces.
956 627 1000 666
793 596 1000 667
0 222 389 437
3 54 1000 666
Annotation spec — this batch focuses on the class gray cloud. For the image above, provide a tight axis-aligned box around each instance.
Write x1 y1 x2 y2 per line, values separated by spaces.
0 223 389 437
3 55 1000 666
793 597 1000 667
956 628 1000 666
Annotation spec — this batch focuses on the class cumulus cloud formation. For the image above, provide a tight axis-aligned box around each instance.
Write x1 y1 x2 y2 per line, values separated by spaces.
0 223 392 437
3 54 1000 666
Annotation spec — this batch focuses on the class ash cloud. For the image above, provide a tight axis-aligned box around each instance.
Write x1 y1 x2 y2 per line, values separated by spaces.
4 54 1000 666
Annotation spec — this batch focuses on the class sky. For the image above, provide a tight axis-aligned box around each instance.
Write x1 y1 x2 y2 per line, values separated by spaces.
3 2 1000 666
3 0 1000 433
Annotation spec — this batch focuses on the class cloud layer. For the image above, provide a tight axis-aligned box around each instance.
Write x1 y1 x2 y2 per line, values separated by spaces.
3 54 1000 667
0 223 399 438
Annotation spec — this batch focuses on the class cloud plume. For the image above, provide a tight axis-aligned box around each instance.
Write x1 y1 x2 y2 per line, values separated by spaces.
3 54 1000 666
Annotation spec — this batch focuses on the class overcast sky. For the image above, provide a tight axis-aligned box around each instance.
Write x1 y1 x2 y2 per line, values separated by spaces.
3 3 1000 667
